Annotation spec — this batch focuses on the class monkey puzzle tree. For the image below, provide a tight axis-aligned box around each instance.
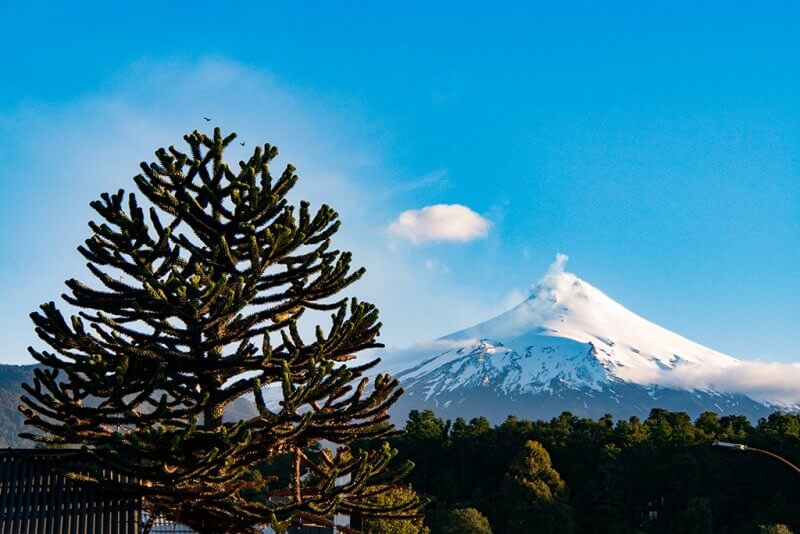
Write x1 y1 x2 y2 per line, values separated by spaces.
19 128 420 533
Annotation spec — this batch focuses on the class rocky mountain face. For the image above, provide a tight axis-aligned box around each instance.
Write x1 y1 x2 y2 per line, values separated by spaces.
0 364 36 447
0 364 257 448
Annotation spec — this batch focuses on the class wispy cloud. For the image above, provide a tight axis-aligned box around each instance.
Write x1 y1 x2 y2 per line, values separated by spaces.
630 361 800 407
388 204 490 244
390 169 449 195
424 259 451 274
0 57 502 362
545 252 570 277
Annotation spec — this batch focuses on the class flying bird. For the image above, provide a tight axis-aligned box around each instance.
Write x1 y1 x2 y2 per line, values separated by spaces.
240 141 246 146
203 117 212 121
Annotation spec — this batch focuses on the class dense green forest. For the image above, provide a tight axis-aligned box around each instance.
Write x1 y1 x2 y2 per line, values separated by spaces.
361 409 800 533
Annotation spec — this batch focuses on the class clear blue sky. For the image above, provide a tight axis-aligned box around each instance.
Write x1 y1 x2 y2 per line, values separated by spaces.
1 1 798 364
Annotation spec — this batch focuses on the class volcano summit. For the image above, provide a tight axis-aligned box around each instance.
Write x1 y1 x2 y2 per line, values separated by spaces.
384 258 790 422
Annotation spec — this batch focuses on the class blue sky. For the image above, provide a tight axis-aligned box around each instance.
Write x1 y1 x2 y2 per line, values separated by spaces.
0 1 798 365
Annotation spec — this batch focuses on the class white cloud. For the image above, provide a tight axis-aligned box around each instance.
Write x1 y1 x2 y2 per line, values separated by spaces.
629 360 800 407
388 204 490 244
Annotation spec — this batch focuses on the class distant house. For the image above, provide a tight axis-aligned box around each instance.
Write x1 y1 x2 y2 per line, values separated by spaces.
0 449 339 534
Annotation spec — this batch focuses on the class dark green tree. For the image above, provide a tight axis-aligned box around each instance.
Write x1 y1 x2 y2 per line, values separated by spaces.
362 486 430 534
497 440 577 533
677 497 713 534
442 507 492 534
19 129 420 533
375 408 800 533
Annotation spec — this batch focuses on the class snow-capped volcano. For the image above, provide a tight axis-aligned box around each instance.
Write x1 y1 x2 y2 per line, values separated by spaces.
384 258 787 422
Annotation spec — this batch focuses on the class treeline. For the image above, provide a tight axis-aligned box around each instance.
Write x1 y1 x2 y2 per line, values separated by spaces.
367 409 800 533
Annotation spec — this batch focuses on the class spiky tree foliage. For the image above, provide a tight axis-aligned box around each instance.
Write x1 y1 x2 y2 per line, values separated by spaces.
19 128 420 533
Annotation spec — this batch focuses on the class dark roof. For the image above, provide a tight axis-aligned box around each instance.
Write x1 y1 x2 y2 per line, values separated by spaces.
0 449 142 534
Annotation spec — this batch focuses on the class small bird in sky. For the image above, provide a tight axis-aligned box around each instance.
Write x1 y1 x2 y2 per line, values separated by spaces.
240 141 246 146
203 117 212 121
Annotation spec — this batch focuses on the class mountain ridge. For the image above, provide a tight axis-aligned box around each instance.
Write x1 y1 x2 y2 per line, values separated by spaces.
0 363 258 448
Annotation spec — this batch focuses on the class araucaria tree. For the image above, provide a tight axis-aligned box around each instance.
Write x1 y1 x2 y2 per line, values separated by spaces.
19 128 420 533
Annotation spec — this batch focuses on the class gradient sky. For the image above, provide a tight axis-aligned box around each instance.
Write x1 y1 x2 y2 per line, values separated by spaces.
1 1 798 365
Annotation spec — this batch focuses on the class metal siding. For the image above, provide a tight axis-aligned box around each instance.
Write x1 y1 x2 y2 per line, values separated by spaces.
46 466 57 534
54 466 64 534
10 453 23 533
101 478 109 534
0 458 8 534
32 464 42 534
67 474 78 534
22 459 33 534
0 450 141 534
0 457 8 534
75 473 85 534
85 482 95 534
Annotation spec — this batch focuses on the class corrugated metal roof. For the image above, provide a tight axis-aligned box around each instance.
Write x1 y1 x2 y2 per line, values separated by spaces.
0 449 142 534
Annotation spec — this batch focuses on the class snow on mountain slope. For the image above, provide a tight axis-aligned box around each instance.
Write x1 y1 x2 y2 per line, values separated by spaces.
382 257 788 421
